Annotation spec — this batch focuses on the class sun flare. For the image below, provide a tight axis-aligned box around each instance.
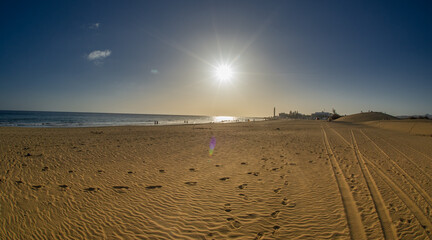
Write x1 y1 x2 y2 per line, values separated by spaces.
214 64 233 82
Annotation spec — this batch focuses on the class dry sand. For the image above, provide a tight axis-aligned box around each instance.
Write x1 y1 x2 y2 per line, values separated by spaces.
336 112 399 122
1 119 432 239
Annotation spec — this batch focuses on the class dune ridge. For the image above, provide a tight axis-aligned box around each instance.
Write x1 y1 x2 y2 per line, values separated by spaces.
335 112 399 122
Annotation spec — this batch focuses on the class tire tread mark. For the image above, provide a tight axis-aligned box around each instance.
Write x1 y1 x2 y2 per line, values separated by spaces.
351 130 398 239
359 130 432 208
365 156 432 238
361 129 432 180
327 124 350 146
321 127 367 240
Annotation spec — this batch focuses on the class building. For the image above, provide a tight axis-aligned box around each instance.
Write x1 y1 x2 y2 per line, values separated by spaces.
311 111 332 120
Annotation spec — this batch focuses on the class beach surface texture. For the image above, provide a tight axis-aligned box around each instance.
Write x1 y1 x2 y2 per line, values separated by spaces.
1 119 432 239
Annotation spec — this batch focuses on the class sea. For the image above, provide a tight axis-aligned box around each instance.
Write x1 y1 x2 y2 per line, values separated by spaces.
0 110 264 128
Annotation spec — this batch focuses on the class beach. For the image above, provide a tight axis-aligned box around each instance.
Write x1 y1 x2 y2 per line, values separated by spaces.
1 119 432 239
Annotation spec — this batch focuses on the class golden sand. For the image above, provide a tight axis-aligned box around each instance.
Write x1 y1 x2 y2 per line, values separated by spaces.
1 120 432 239
335 112 399 122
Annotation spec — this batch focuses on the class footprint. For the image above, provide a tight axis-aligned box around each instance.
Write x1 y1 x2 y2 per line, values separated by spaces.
254 232 264 240
238 184 247 189
68 170 74 173
189 168 196 172
59 184 68 189
215 164 221 167
15 180 23 185
42 166 48 171
239 193 249 200
224 203 232 212
287 202 296 208
247 172 260 176
185 181 197 186
282 198 296 207
239 213 258 219
219 177 230 181
145 185 162 189
159 170 165 173
240 162 247 165
113 186 129 193
273 188 281 193
272 226 281 236
84 187 99 192
97 170 104 173
226 218 241 229
271 210 280 218
32 185 42 190
127 171 133 174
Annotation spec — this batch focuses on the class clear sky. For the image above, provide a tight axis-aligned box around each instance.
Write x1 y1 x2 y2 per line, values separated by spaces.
1 0 431 117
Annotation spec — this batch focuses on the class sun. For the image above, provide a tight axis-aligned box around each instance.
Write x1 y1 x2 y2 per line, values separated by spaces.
214 64 233 82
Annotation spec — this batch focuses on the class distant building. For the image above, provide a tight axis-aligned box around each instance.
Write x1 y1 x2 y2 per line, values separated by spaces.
311 111 331 120
279 110 307 119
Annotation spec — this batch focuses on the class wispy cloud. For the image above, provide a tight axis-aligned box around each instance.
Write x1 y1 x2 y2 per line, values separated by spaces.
89 23 100 29
88 50 111 61
151 69 159 74
87 50 111 65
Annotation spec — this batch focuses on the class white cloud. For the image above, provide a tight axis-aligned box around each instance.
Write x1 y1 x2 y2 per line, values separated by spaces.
89 23 100 29
87 50 111 61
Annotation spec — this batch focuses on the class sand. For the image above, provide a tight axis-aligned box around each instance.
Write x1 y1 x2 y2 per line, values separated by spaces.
1 120 432 239
336 112 399 122
364 120 432 136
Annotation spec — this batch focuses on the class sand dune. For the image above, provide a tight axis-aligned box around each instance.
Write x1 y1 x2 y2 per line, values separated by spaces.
1 120 432 239
363 119 432 136
336 112 399 122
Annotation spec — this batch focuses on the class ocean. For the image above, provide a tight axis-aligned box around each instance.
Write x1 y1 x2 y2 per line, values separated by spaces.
0 110 263 127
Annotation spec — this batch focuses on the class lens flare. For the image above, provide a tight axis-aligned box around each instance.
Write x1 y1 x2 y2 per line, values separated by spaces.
209 137 216 156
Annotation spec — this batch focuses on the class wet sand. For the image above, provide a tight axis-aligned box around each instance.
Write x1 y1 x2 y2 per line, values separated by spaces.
1 120 431 239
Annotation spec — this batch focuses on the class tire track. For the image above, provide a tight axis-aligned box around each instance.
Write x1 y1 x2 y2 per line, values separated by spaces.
364 157 432 238
327 124 350 146
359 129 432 208
404 145 432 162
350 130 398 239
321 127 367 240
369 130 432 163
329 125 432 238
361 129 432 180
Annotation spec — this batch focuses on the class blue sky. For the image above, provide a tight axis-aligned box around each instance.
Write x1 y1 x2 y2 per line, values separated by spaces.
1 0 431 116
